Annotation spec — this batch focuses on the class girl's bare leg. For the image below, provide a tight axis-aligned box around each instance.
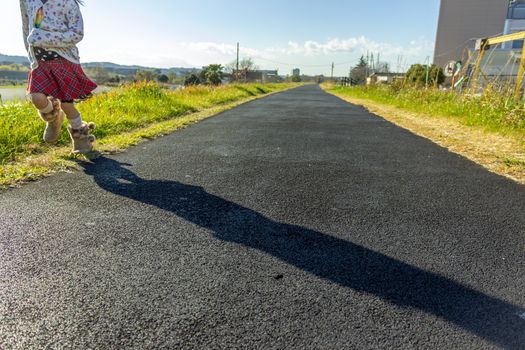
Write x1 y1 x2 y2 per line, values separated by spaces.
29 93 49 110
29 93 60 117
61 102 83 129
29 93 64 143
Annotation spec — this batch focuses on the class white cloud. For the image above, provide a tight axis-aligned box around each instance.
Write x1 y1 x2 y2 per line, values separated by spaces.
183 42 237 56
181 42 277 61
180 36 433 62
84 36 434 74
277 37 432 58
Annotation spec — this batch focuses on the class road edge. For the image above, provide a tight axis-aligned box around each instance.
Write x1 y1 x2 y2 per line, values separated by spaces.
322 87 525 185
0 85 301 190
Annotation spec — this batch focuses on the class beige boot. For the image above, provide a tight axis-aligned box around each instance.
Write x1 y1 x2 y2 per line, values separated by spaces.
67 122 96 154
38 97 64 143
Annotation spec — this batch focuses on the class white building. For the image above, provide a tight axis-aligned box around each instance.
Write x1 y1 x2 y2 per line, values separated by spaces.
503 0 525 48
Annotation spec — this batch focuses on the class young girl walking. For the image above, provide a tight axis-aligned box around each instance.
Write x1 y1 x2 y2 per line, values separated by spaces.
20 0 97 154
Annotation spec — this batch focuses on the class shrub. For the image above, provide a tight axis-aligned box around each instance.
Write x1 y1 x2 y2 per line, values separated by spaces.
184 74 201 86
405 64 445 87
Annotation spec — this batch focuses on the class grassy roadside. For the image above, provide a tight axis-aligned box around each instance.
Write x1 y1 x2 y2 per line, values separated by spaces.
322 84 525 184
0 82 299 188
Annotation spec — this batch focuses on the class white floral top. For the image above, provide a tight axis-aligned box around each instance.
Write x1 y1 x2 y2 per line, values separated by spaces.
19 0 84 69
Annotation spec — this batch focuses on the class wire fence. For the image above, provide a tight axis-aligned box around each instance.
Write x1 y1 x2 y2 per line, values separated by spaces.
455 32 525 99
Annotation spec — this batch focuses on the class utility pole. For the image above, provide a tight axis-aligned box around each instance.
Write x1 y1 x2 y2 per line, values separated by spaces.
236 42 240 72
366 51 370 78
331 62 335 80
396 55 402 73
424 56 430 87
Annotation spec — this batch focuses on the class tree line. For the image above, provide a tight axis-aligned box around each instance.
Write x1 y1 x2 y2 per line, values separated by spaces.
84 57 266 87
349 55 445 87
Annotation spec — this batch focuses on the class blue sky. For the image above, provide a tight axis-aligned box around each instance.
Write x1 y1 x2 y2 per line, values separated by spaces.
1 0 441 75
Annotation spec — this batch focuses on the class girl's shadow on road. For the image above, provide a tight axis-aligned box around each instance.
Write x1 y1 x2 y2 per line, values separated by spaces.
83 157 525 349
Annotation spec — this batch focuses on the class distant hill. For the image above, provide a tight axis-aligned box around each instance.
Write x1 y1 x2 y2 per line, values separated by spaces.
82 62 198 77
0 54 198 76
82 62 147 70
0 54 29 66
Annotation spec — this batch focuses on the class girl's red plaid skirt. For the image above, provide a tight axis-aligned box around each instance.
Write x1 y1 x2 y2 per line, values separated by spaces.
27 58 97 101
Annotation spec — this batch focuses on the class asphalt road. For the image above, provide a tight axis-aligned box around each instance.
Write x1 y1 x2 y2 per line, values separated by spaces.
1 85 524 349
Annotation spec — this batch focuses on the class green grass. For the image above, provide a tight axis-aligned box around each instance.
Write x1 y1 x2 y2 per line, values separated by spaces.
0 82 296 165
504 158 525 167
326 85 525 135
0 85 26 89
0 64 29 72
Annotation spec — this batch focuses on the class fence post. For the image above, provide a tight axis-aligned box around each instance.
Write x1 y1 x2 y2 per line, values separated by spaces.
515 45 525 98
471 39 487 94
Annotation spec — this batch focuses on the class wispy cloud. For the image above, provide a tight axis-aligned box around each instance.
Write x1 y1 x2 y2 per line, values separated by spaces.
180 42 275 60
84 36 433 73
182 37 432 57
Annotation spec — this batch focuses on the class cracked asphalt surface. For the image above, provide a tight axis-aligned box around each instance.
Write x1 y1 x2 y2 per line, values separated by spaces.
1 84 524 349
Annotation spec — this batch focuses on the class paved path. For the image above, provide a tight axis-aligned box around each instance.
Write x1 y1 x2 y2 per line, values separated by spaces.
1 85 524 349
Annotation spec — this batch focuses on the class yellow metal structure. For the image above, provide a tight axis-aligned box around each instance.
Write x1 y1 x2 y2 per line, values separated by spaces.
486 31 525 46
473 31 525 98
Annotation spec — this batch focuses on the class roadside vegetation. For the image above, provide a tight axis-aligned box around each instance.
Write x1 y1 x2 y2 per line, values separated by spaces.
0 85 25 89
0 82 298 187
327 84 525 133
321 55 525 183
324 81 525 183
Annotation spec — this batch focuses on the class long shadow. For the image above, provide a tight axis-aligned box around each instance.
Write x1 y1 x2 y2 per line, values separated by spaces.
83 157 525 349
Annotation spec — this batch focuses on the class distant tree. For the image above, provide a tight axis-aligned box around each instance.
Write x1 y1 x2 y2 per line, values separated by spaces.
239 58 258 71
200 64 224 85
86 67 111 83
291 74 302 82
226 57 259 82
167 72 178 84
225 58 257 73
108 76 121 84
157 74 169 83
405 64 445 87
350 56 369 85
184 74 201 86
134 70 156 82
